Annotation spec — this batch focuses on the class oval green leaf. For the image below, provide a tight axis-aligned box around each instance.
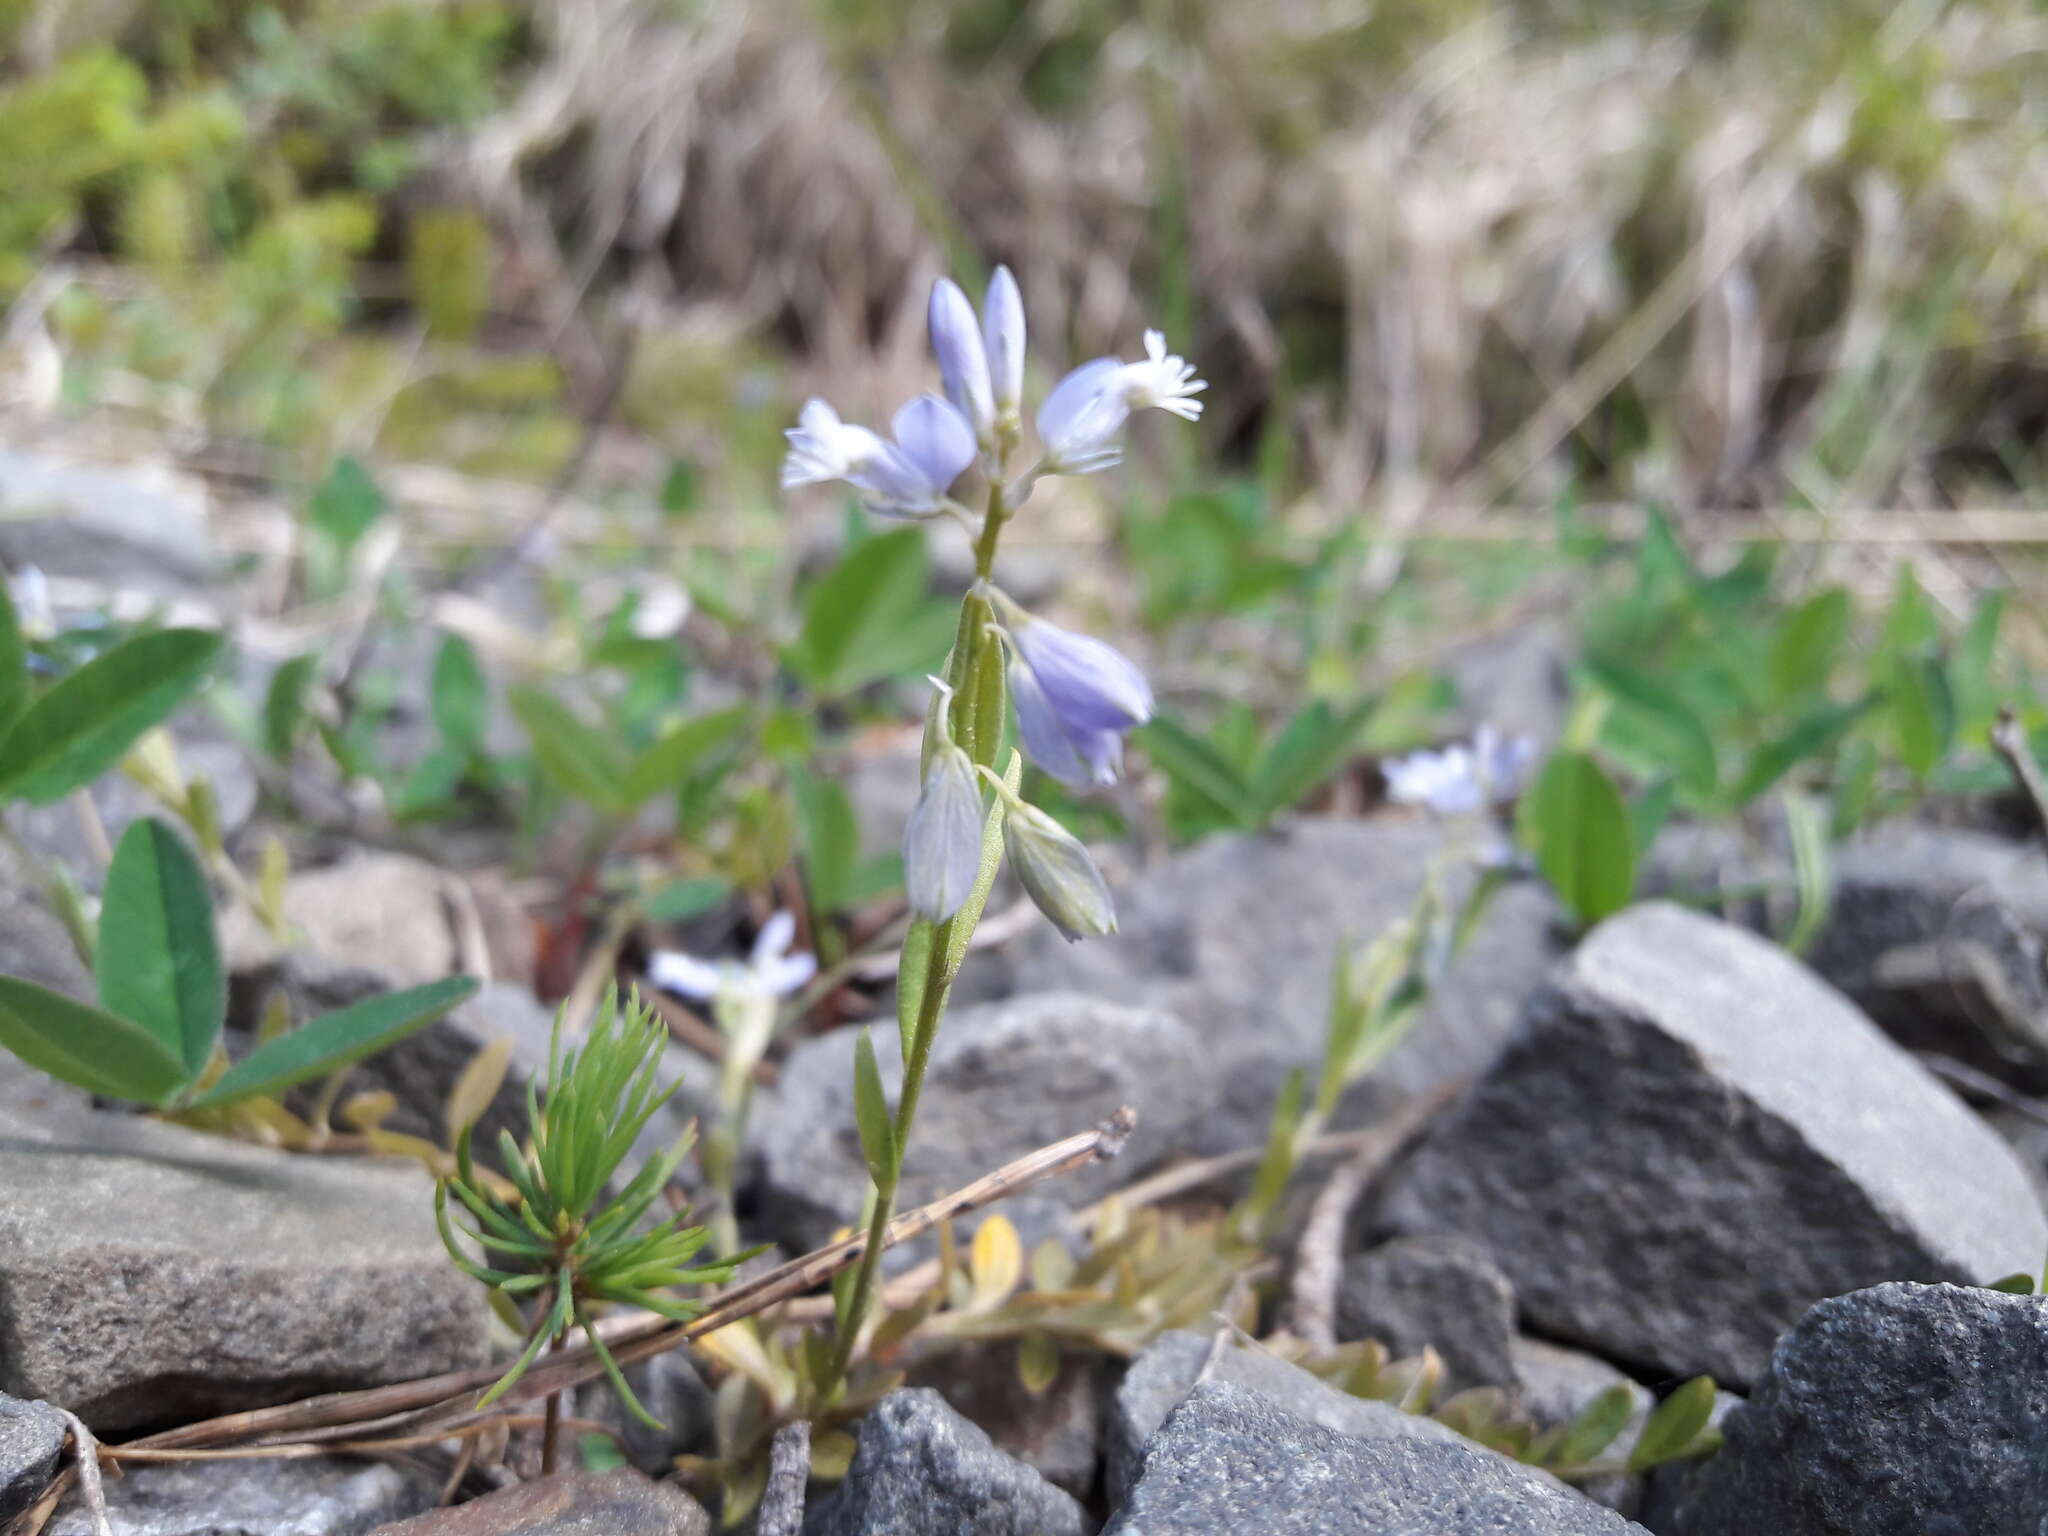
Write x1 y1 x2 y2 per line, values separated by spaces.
96 817 224 1077
1627 1375 1719 1472
185 975 479 1109
0 975 191 1104
1516 750 1636 927
0 628 223 804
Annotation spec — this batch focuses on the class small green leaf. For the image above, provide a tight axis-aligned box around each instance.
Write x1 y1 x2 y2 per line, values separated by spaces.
1584 656 1719 801
1627 1376 1718 1472
0 975 191 1104
642 876 731 922
1783 790 1833 957
897 921 934 1061
95 818 223 1077
1768 587 1852 706
431 634 489 751
0 627 222 804
1017 1332 1060 1395
0 576 27 737
792 770 860 915
1986 1272 2037 1295
851 1028 896 1184
1243 1067 1306 1232
1138 716 1260 828
185 976 479 1109
308 456 387 554
509 687 629 813
1516 751 1635 927
788 529 952 696
262 653 319 760
1551 1383 1637 1469
1887 652 1955 780
1730 695 1877 806
1251 700 1373 818
622 707 749 807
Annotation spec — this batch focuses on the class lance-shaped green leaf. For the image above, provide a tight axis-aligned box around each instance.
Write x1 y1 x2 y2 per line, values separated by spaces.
851 1029 896 1185
185 976 478 1108
1516 750 1635 927
95 818 223 1077
0 627 222 804
1627 1376 1719 1472
1251 699 1374 819
0 975 191 1104
1550 1383 1638 1469
622 706 749 806
1138 716 1260 829
0 576 27 737
509 686 630 813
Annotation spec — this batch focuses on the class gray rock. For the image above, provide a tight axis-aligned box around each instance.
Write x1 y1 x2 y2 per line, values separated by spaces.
0 450 217 601
0 1112 489 1431
912 1340 1106 1499
1337 1235 1520 1396
1105 1329 1464 1507
1001 819 1561 1156
0 1393 66 1521
804 1387 1088 1536
1377 903 2048 1387
1671 1282 2048 1536
573 1351 716 1477
222 850 461 984
14 733 257 891
368 1468 711 1535
750 992 1203 1253
0 865 91 1000
1104 1380 1645 1535
48 1455 434 1536
1443 618 1575 746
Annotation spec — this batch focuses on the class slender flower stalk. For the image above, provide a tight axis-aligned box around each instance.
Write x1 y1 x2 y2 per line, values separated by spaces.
805 266 1201 1392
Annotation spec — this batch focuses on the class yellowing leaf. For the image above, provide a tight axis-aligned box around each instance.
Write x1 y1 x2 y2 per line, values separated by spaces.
445 1035 515 1144
1017 1333 1060 1396
970 1215 1023 1310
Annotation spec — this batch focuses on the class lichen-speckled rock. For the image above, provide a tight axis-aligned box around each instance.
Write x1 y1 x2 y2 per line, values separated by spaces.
751 992 1202 1253
1105 1330 1467 1507
803 1388 1089 1536
1671 1282 2048 1536
1103 1381 1645 1535
370 1468 711 1535
999 819 1561 1156
0 1393 66 1521
47 1456 434 1536
0 1112 489 1431
1377 903 2047 1387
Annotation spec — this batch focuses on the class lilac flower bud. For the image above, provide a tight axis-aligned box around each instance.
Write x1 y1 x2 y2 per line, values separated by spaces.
984 266 1026 416
983 772 1116 942
1007 611 1153 734
929 278 995 443
904 741 985 921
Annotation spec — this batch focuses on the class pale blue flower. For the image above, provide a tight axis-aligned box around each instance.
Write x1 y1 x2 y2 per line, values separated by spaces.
904 680 986 921
988 590 1151 789
1383 727 1537 816
1009 654 1125 789
984 266 1026 417
785 393 977 519
1038 331 1205 474
647 909 816 1003
930 277 996 444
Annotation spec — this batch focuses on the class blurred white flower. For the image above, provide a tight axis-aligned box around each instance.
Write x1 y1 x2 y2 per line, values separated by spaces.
781 399 886 489
7 565 54 641
1383 726 1538 816
647 909 816 1004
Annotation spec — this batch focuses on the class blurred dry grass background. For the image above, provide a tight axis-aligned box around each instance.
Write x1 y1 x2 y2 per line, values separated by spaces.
3 0 2048 543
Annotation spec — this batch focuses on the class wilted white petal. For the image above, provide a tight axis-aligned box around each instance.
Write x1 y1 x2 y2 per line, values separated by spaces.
647 950 727 1002
760 952 817 997
890 394 977 494
929 278 995 440
904 744 986 921
1003 801 1117 942
984 266 1026 415
751 910 798 966
781 399 885 489
1119 330 1206 420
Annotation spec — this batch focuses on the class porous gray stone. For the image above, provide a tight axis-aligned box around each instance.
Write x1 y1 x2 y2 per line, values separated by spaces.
1337 1235 1519 1395
749 992 1203 1253
1671 1282 2048 1536
912 1340 1106 1498
1103 1381 1645 1535
47 1455 434 1536
803 1388 1088 1536
369 1468 711 1535
1377 902 2048 1387
1105 1329 1464 1508
0 1393 66 1521
0 1112 489 1431
1000 819 1562 1156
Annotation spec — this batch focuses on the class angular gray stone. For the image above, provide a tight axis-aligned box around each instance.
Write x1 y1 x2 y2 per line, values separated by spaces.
1337 1235 1519 1396
1377 903 2048 1387
1671 1282 2048 1536
47 1455 434 1536
0 1112 489 1431
803 1388 1088 1536
1104 1381 1644 1535
0 1393 66 1521
1105 1329 1465 1507
912 1340 1106 1499
221 851 461 984
0 866 91 1000
1000 819 1561 1156
0 449 218 600
14 733 257 891
573 1352 716 1477
749 992 1204 1253
369 1468 711 1535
